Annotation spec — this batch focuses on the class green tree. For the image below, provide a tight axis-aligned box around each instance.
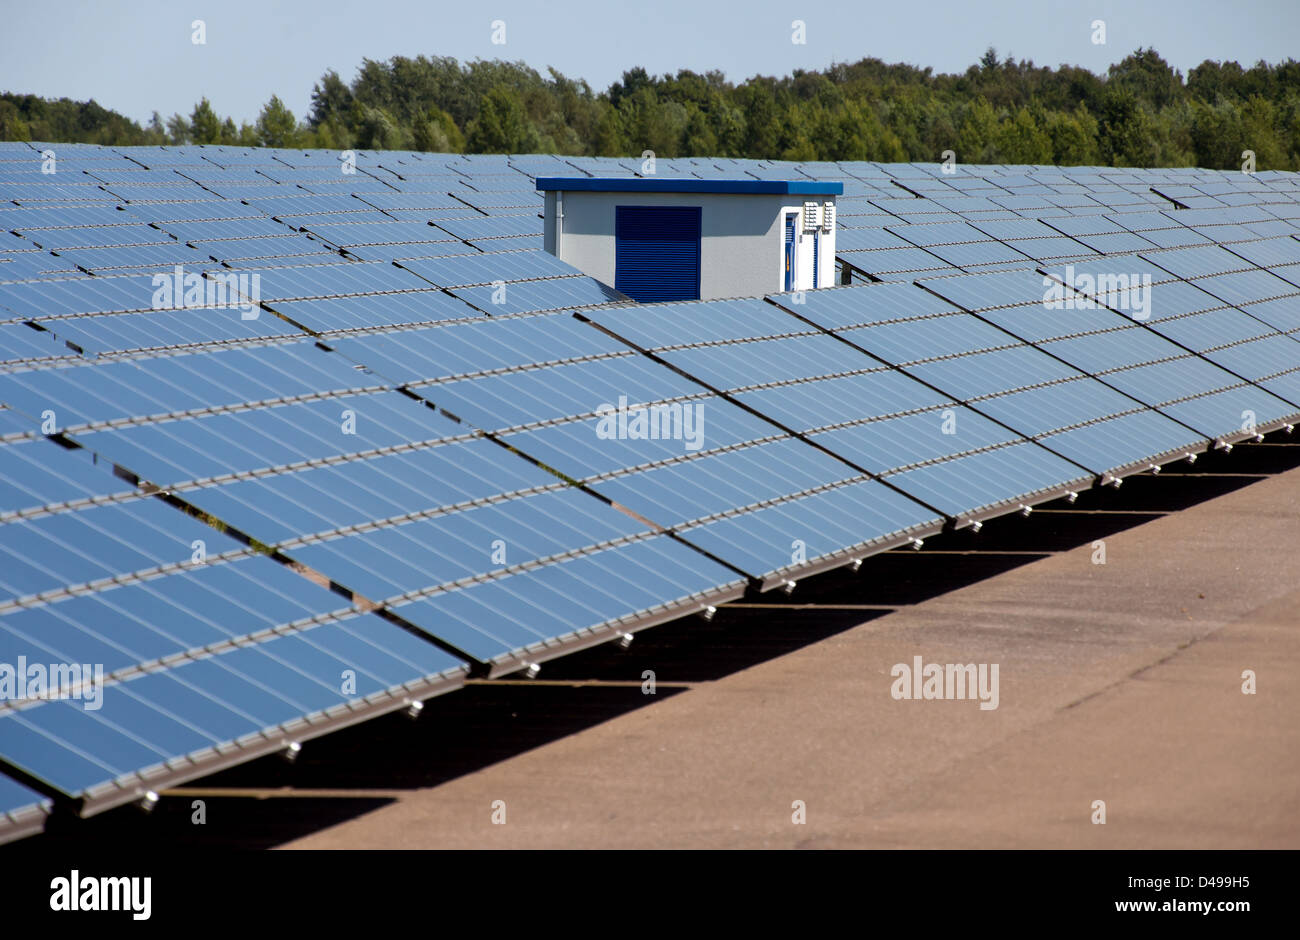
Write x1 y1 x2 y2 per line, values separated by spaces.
1239 95 1286 170
1098 89 1158 166
351 104 407 150
1046 105 1100 165
1189 98 1243 168
256 95 299 148
165 112 190 144
956 96 1000 162
737 81 783 158
0 100 31 140
309 70 354 128
189 98 222 144
995 107 1053 163
680 104 719 156
6 49 1300 166
466 85 537 153
1108 49 1183 109
592 104 625 156
412 106 465 152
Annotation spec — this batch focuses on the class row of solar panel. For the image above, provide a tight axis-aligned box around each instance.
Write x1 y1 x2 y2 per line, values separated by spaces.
3 143 1300 844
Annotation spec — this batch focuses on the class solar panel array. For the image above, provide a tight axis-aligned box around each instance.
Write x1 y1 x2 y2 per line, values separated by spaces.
3 140 1300 843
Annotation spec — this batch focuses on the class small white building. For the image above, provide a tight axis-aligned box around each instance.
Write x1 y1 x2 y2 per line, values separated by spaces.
536 177 841 302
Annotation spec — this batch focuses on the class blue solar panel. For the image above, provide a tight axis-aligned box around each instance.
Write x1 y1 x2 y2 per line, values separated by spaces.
69 389 463 483
0 250 83 282
1142 245 1254 279
913 269 1052 312
300 220 456 247
242 194 377 216
924 240 1034 268
269 291 478 331
451 276 628 314
836 228 916 251
1222 237 1300 269
355 192 471 212
1124 226 1214 249
1070 231 1159 254
0 340 382 430
387 535 743 659
38 307 300 354
839 246 958 277
5 145 1300 840
0 497 246 603
420 354 706 429
0 601 468 811
17 225 175 251
0 273 223 318
434 215 541 240
0 322 79 366
673 479 937 580
397 249 579 287
183 232 331 259
923 275 1300 443
0 433 136 512
1189 269 1300 307
327 311 632 386
464 234 544 253
586 299 1092 525
6 336 746 680
0 774 48 844
323 304 943 584
226 261 430 300
1034 269 1300 414
52 242 211 273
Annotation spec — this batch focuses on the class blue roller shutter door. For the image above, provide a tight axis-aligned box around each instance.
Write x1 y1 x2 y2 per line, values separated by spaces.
615 206 702 302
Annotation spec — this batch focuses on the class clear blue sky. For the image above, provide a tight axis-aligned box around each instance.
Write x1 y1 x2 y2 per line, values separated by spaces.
2 0 1297 126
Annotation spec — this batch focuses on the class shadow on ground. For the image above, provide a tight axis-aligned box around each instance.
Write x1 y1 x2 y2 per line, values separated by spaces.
18 438 1300 850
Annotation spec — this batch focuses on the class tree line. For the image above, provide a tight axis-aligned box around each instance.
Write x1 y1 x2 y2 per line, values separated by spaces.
3 48 1299 169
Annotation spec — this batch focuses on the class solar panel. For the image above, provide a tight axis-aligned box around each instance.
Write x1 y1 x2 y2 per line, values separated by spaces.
0 775 49 845
465 234 544 253
922 240 1035 268
143 218 293 244
450 276 628 314
298 220 454 248
584 298 1091 527
3 326 747 679
433 215 541 241
784 283 1207 477
186 234 333 261
269 291 479 331
397 249 579 287
1066 274 1300 411
213 261 431 301
0 595 468 815
924 269 1300 445
5 145 1300 842
0 249 83 282
839 247 962 279
326 308 943 585
0 339 384 430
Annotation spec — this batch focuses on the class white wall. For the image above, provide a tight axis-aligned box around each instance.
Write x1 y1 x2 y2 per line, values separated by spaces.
544 190 836 300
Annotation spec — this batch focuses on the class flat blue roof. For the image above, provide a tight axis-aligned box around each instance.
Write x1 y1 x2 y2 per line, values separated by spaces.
536 177 843 196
